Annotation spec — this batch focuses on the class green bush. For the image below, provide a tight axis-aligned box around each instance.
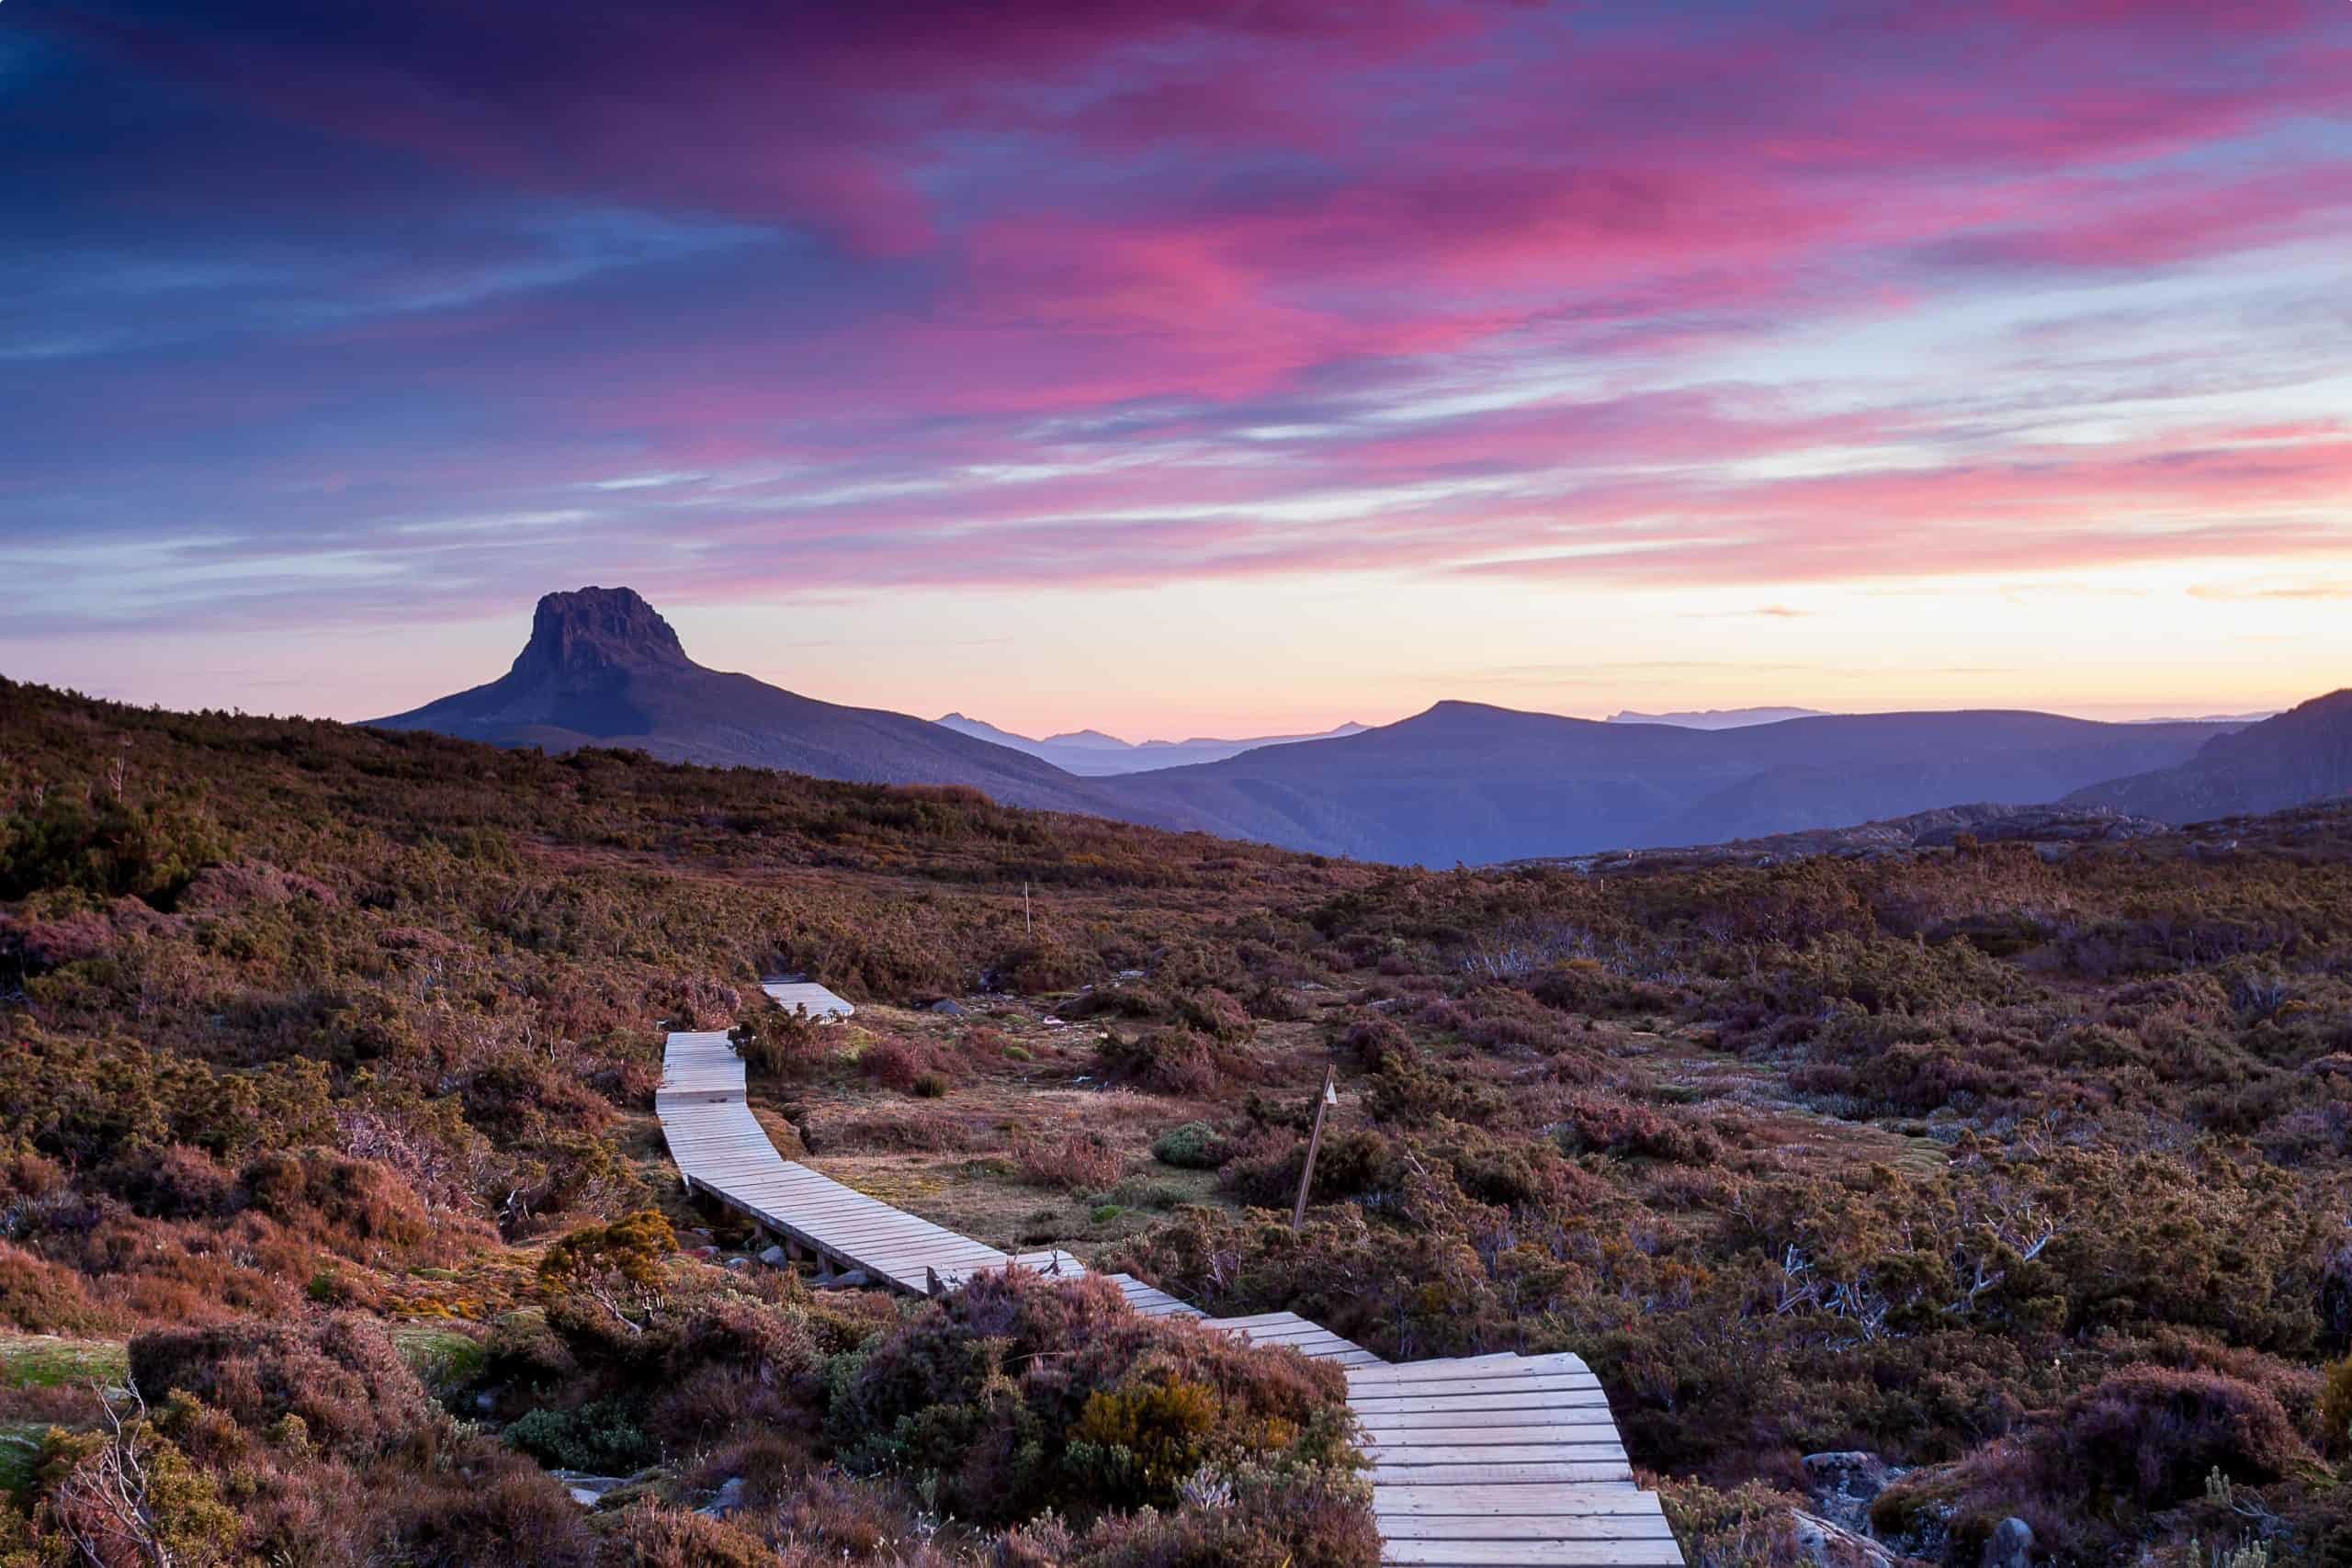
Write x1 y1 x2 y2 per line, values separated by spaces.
503 1397 658 1473
1151 1122 1227 1170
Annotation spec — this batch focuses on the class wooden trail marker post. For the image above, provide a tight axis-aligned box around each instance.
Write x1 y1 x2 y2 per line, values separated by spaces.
1292 1064 1339 1228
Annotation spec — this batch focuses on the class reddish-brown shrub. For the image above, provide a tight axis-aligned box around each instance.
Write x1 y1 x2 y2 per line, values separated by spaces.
242 1148 433 1255
103 1142 241 1219
128 1312 436 1461
1093 1028 1244 1097
1014 1130 1125 1192
1549 1090 1722 1165
0 1239 123 1333
2044 1368 2309 1506
998 938 1099 995
856 1034 952 1093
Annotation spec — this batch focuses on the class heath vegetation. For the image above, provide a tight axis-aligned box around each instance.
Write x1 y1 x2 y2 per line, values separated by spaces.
7 676 2352 1562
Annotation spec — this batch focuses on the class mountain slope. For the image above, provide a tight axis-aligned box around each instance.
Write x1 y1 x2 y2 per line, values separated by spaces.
1102 701 2242 864
370 588 1118 815
935 713 1369 774
2066 689 2352 822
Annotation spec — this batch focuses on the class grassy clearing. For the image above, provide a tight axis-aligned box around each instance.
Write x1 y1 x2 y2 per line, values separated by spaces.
0 1336 126 1393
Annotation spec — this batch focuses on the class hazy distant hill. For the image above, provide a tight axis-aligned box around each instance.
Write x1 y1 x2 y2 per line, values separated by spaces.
2066 690 2352 822
369 588 1117 816
936 713 1369 774
1102 701 2242 864
1606 705 1827 728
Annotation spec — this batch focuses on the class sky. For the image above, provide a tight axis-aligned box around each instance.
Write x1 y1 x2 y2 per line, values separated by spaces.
5 0 2350 739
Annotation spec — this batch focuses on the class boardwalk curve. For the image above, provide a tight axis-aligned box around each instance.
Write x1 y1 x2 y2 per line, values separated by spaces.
658 1028 1681 1565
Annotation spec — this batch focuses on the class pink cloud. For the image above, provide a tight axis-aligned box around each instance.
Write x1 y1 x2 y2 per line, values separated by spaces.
15 0 2352 659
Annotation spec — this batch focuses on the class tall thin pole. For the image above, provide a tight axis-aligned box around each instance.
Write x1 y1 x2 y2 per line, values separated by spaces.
1292 1064 1336 1228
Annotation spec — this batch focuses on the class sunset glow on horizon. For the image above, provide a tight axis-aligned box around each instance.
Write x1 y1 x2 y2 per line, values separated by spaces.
6 1 2349 734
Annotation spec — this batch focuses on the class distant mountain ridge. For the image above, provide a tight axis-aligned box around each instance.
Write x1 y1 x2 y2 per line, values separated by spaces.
1099 700 2246 864
2066 690 2352 821
1607 705 1828 728
936 713 1368 775
367 586 2314 868
368 588 1117 815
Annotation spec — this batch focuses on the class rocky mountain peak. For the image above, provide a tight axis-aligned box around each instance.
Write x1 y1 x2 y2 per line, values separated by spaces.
511 586 692 677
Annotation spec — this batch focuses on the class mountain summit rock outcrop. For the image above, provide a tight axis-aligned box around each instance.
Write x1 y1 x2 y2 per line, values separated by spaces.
512 584 695 676
369 588 1117 814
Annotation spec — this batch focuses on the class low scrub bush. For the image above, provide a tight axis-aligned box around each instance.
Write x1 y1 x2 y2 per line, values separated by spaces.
1016 1131 1125 1192
1151 1122 1227 1170
828 1269 1362 1529
1094 1028 1248 1097
505 1395 659 1472
2044 1368 2309 1508
128 1312 435 1461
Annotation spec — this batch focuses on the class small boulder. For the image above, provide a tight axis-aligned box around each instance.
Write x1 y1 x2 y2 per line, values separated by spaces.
929 998 967 1017
757 1244 787 1268
1983 1517 2032 1568
699 1476 748 1519
1802 1450 1897 1531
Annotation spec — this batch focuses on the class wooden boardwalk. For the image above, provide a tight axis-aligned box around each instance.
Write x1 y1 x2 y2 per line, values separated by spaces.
657 1030 1680 1565
760 977 856 1019
658 1031 1074 1292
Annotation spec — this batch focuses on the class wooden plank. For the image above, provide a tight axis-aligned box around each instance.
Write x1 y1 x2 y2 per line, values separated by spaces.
1350 1372 1604 1401
1376 1516 1672 1540
1363 1410 1626 1435
1376 1540 1684 1566
1367 1445 1631 1465
1353 1353 1521 1375
1371 1485 1666 1518
1351 1391 1617 1416
1351 1353 1589 1383
856 1244 1011 1272
1367 1463 1634 1487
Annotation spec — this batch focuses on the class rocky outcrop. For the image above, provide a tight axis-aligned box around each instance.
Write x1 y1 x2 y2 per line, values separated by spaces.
1803 1450 1900 1531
